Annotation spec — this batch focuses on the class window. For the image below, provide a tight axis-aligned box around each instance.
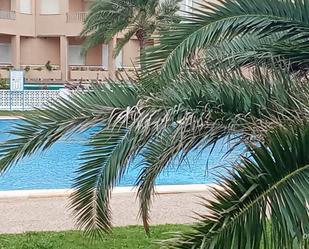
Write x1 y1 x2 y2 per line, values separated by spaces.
102 44 109 69
41 0 60 14
68 45 85 65
20 0 32 14
0 43 11 64
115 49 123 69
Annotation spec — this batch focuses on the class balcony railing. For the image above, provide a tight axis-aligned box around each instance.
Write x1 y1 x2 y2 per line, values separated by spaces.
66 12 88 23
0 10 16 20
69 65 109 81
21 65 62 81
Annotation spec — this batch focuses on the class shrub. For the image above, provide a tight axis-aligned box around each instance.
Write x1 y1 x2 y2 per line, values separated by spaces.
0 78 9 89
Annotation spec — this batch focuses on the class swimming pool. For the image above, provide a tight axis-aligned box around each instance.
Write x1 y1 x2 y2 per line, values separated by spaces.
0 120 243 191
24 84 65 90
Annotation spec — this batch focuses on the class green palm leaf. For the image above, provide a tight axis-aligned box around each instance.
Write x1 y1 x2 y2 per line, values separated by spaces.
81 0 181 55
165 125 309 249
72 127 150 235
0 82 139 174
145 0 309 77
1 69 309 236
200 33 309 71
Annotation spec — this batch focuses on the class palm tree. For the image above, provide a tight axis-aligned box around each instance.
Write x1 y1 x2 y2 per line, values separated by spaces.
144 0 309 77
0 69 308 239
81 0 181 58
0 0 309 248
164 125 309 248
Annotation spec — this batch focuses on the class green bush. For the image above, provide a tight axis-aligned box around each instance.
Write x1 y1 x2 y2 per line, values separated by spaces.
0 78 9 89
45 61 53 71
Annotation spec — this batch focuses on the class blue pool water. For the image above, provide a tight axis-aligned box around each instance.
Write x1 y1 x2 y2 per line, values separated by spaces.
0 120 243 191
24 84 65 90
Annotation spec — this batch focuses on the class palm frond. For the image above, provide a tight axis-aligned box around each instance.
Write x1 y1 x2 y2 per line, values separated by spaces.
81 0 180 53
0 83 139 174
165 125 309 249
114 27 139 57
71 127 151 235
1 68 309 236
81 0 135 53
200 33 309 72
145 0 309 77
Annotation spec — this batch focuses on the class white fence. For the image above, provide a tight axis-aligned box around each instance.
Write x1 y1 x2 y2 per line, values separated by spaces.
0 90 61 110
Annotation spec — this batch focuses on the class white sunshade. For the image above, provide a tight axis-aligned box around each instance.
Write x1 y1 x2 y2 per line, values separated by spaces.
0 43 11 64
41 0 60 14
68 45 85 65
20 0 32 14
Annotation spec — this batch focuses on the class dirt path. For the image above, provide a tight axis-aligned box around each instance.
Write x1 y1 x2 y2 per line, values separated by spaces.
0 189 213 234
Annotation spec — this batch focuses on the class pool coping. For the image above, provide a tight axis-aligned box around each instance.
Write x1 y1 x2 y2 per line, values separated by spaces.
0 116 21 120
0 184 218 199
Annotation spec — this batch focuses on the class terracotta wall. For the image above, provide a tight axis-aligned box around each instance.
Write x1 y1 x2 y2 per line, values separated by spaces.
0 36 11 43
123 40 140 67
0 0 36 37
20 37 60 65
69 0 85 12
68 37 103 65
0 0 11 10
86 45 102 65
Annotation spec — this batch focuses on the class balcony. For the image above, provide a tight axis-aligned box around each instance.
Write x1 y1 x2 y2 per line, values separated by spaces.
69 66 109 81
0 65 12 79
66 12 88 23
22 65 62 81
116 67 139 80
0 10 15 20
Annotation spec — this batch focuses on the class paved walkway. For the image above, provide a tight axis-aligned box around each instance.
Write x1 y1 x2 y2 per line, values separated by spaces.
0 187 213 234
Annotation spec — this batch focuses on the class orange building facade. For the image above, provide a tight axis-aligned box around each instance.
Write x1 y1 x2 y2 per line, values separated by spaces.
0 0 141 83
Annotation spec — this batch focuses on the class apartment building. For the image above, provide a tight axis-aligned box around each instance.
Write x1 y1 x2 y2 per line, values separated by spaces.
0 0 197 84
0 0 141 83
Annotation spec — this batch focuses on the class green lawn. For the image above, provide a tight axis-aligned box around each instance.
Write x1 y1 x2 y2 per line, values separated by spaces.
0 225 190 249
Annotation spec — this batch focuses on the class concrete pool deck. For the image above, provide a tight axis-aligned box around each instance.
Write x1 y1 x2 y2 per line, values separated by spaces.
0 185 215 234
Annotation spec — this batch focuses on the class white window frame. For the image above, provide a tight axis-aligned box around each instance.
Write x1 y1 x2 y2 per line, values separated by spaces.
0 43 12 64
20 0 32 14
68 45 85 66
102 44 109 70
40 0 60 15
115 49 123 69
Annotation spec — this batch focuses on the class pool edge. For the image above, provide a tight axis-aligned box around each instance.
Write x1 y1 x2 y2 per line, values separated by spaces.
0 184 219 199
0 116 21 120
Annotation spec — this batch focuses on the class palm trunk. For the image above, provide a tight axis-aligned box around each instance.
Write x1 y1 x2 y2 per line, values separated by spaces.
136 29 146 69
139 36 146 56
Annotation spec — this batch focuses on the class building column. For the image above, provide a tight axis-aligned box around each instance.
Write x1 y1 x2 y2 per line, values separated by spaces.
11 35 21 69
11 0 18 11
108 38 116 79
63 0 69 13
60 36 68 82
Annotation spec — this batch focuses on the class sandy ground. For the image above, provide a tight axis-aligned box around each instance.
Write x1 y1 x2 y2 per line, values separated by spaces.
0 190 212 234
